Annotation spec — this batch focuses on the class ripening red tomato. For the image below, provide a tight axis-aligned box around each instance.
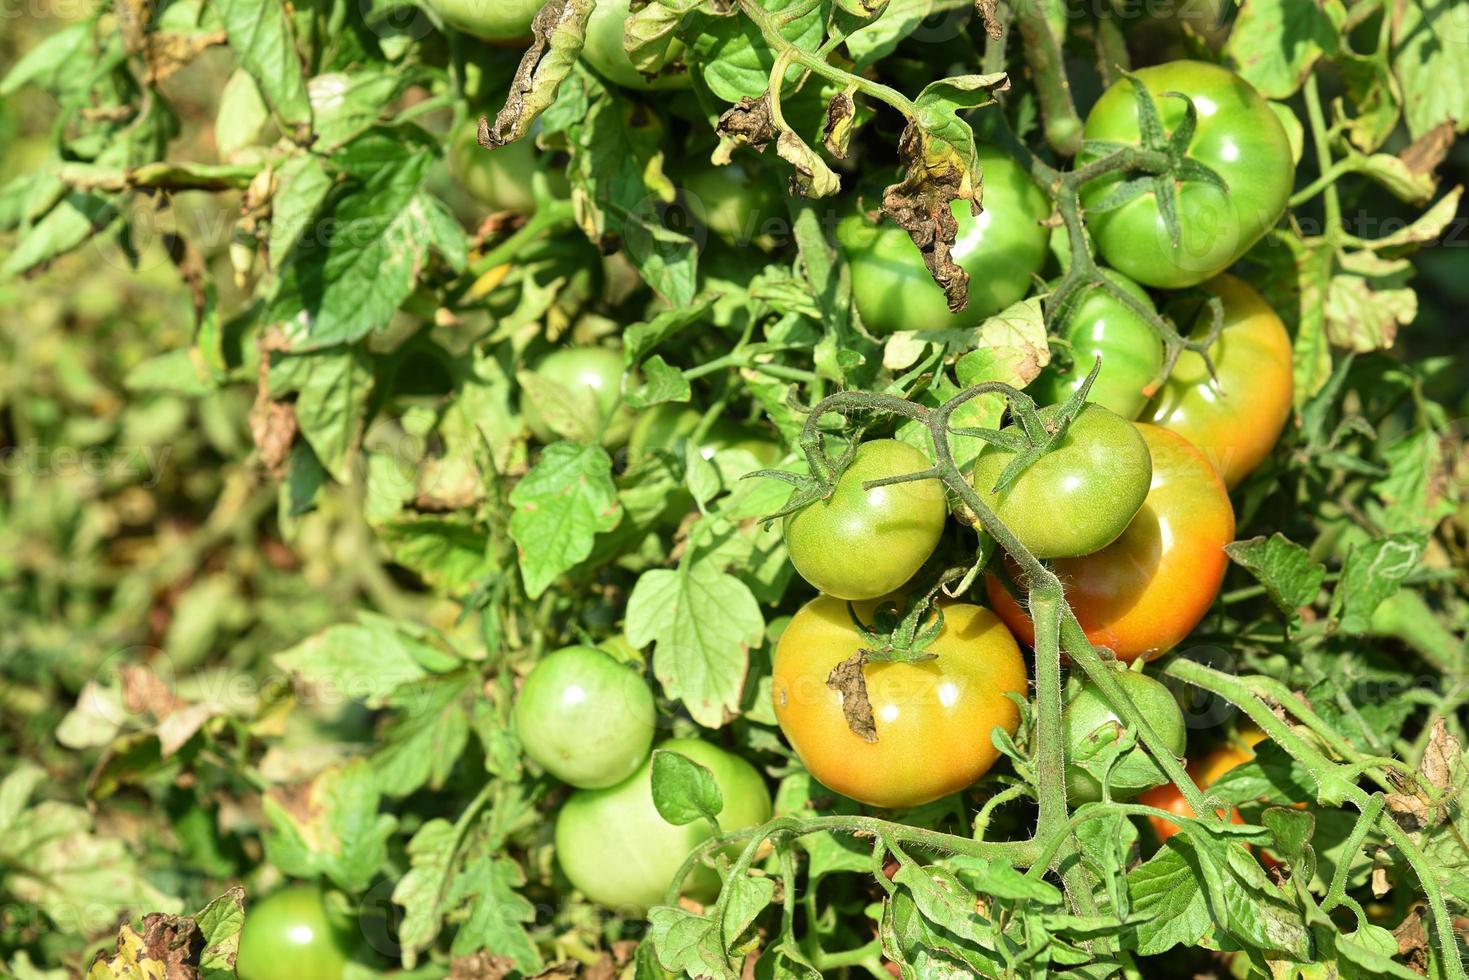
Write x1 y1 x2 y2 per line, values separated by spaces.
986 424 1234 662
772 597 1028 808
1143 274 1294 488
1137 744 1254 844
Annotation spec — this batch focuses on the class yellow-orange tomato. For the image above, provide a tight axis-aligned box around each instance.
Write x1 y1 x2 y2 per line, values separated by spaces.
987 424 1235 663
1144 274 1294 488
1137 745 1253 843
771 597 1028 809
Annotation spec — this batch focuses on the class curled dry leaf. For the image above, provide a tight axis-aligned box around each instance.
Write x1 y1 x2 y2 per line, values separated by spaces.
827 651 877 742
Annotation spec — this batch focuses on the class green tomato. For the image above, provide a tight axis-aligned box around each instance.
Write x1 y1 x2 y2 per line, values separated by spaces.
836 146 1051 334
969 404 1151 559
1064 669 1188 803
237 886 353 980
582 0 690 90
1029 271 1165 419
521 347 635 448
448 120 538 214
626 404 783 472
681 158 787 251
514 646 656 789
783 439 948 601
555 738 772 912
418 0 540 42
1079 61 1296 289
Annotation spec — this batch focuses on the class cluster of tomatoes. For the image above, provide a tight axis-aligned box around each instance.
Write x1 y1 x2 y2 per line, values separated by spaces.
423 0 1300 917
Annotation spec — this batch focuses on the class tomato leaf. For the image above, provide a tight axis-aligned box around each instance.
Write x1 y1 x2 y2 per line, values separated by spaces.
1224 534 1328 618
651 749 725 827
509 441 623 598
626 560 763 728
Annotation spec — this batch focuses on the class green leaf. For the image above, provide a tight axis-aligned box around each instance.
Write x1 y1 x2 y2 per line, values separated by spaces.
261 758 397 891
1392 0 1469 139
692 0 827 102
648 906 741 979
391 819 457 969
1373 428 1458 534
0 22 96 97
269 132 443 349
212 0 313 136
1127 845 1210 954
274 614 441 706
2 192 116 279
651 748 724 826
625 560 764 727
509 441 622 598
268 153 333 265
376 517 495 594
307 69 410 152
1224 534 1327 617
371 673 472 797
448 856 544 973
625 354 691 408
194 887 247 979
1224 0 1344 98
268 345 374 483
1331 533 1427 634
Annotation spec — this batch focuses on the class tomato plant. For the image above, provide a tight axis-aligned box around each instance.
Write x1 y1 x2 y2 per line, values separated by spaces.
836 146 1051 333
1079 61 1296 289
1029 271 1165 419
236 886 353 980
987 423 1235 661
1144 274 1295 487
970 403 1152 559
772 597 1028 808
783 439 948 600
1063 668 1188 803
513 645 655 789
9 0 1468 976
554 739 772 912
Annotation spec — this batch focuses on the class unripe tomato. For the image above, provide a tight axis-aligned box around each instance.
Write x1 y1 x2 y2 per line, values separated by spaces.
626 403 782 472
555 738 772 912
1029 271 1165 419
1063 668 1187 803
836 146 1051 334
237 886 353 980
772 597 1028 808
418 0 541 43
1144 274 1294 488
513 646 656 789
986 424 1234 662
970 403 1152 559
783 440 948 601
680 158 788 251
521 347 635 448
582 0 691 90
1137 745 1253 844
448 121 537 215
1079 61 1295 289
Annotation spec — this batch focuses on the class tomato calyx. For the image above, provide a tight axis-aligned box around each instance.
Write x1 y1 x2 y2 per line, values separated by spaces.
968 360 1102 497
826 594 947 742
1080 71 1229 250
